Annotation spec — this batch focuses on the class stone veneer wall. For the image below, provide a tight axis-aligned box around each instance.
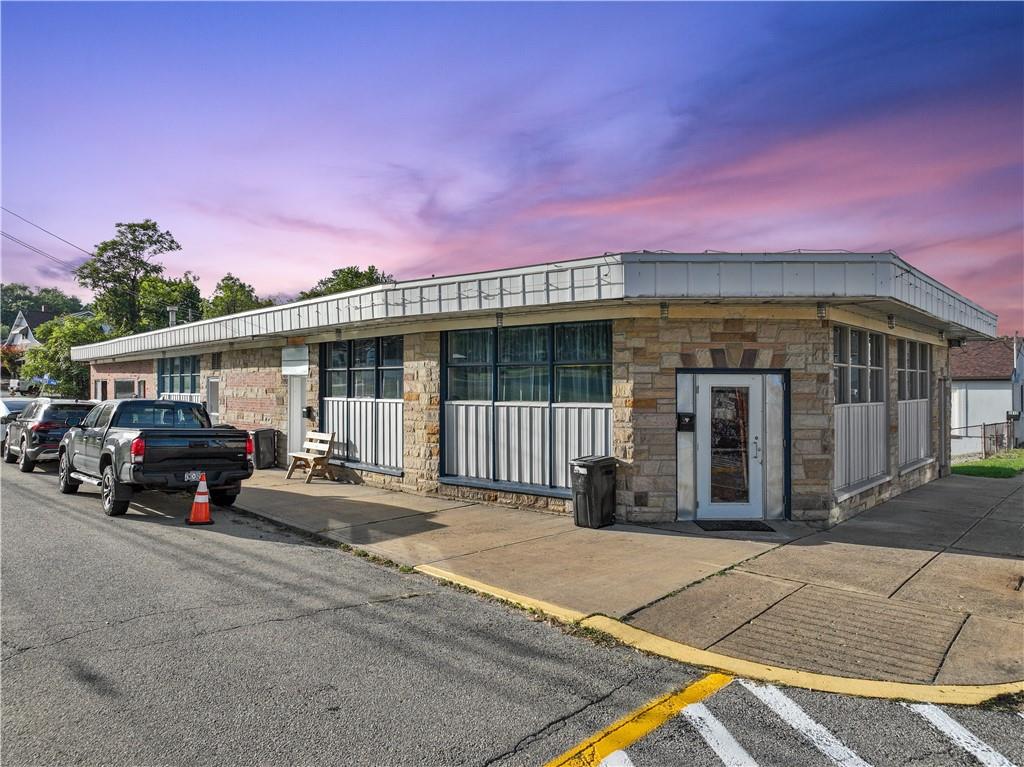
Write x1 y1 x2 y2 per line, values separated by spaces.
90 360 156 400
612 315 833 524
199 344 318 467
833 342 950 519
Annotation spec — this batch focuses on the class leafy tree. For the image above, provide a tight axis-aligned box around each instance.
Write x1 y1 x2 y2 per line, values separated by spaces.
1 344 23 378
204 273 273 318
298 265 393 300
138 272 203 331
0 282 84 327
74 220 181 334
20 315 108 398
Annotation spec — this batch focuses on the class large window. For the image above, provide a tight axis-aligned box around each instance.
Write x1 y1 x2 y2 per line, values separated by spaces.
447 321 612 403
157 356 200 395
898 340 930 401
322 336 404 400
833 326 885 404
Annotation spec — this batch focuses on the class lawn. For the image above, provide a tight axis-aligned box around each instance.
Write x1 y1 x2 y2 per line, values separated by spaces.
951 449 1024 478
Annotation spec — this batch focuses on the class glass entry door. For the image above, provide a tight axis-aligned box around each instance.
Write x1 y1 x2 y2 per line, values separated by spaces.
695 373 765 519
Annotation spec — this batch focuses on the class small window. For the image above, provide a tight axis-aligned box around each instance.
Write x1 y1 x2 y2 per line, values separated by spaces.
137 380 146 398
448 366 492 401
555 322 612 363
833 326 885 404
898 340 929 401
555 365 612 403
114 380 135 399
449 329 494 365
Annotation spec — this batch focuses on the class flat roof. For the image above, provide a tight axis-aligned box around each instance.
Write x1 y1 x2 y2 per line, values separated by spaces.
71 251 998 361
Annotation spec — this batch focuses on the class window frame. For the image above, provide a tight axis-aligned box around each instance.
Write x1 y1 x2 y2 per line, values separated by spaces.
321 336 404 401
897 340 930 402
833 325 886 405
157 356 200 395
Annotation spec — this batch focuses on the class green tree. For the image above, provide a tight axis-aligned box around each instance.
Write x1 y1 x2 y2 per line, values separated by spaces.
138 272 203 331
20 315 108 397
74 220 181 334
204 273 273 318
0 282 84 327
297 265 393 300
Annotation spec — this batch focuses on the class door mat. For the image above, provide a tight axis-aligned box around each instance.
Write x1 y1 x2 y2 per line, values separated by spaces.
695 520 775 532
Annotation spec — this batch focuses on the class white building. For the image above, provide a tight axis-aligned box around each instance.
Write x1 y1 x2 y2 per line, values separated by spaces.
950 335 1023 456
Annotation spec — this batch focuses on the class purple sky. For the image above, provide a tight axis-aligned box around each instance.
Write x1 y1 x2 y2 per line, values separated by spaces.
2 2 1021 332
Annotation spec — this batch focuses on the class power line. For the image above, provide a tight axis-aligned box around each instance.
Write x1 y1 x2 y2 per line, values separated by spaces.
1 231 79 271
1 206 94 256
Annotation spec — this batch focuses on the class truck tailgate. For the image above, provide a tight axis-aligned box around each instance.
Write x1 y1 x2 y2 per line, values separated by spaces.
140 429 248 470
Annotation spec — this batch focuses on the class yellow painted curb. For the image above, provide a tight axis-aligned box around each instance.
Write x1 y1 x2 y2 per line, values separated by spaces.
583 615 1024 706
543 673 733 767
413 564 589 624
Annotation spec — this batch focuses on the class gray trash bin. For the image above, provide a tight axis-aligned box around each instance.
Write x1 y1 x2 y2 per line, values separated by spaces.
570 455 617 528
249 428 278 470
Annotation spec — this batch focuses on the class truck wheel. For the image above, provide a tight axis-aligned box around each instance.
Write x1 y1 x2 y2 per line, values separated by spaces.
2 440 15 463
210 491 238 507
58 453 80 495
18 441 35 473
101 465 129 516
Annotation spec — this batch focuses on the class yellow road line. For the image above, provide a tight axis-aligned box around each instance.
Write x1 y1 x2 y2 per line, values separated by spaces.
543 673 733 767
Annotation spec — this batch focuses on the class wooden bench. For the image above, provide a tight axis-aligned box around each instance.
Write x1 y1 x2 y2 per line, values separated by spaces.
285 431 337 484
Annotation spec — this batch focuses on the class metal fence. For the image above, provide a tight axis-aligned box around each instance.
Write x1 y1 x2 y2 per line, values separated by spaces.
951 421 1013 458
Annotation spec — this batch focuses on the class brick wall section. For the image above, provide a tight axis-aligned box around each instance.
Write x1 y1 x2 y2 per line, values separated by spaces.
90 360 156 400
613 316 832 524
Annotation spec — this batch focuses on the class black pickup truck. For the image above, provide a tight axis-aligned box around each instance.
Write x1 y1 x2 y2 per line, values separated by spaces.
58 399 253 516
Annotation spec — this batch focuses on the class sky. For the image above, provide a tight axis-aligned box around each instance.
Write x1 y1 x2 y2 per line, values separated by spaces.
2 1 1022 332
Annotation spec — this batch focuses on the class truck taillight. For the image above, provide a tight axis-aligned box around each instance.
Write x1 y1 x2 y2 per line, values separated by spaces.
245 435 254 460
130 437 145 463
30 421 59 432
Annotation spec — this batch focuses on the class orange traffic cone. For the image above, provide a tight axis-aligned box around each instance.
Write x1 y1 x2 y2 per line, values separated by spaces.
187 473 214 525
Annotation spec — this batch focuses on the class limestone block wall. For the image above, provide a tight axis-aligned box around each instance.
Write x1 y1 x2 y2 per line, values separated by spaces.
90 360 156 400
613 315 833 524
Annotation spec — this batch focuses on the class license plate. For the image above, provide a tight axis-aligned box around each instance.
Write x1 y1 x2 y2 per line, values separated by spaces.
184 471 202 482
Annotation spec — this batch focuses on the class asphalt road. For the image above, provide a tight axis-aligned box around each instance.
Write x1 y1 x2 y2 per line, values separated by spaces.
2 465 1021 767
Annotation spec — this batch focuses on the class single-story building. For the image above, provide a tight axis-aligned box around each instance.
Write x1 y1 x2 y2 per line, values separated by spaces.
71 251 997 525
950 335 1023 456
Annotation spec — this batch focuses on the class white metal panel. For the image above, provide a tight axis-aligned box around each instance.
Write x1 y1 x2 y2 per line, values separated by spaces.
494 403 550 485
346 399 376 464
376 400 403 470
444 402 492 479
834 402 887 490
552 404 613 488
898 399 931 466
158 392 203 403
322 398 349 460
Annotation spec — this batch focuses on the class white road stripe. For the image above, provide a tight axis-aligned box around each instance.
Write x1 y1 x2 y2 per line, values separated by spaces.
681 702 759 767
738 681 871 767
598 750 636 767
905 704 1015 767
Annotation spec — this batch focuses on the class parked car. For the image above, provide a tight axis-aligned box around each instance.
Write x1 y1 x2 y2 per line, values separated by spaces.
0 397 34 450
58 399 254 516
2 398 97 472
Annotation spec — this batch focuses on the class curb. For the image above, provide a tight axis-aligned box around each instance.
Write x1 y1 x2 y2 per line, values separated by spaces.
411 564 1024 706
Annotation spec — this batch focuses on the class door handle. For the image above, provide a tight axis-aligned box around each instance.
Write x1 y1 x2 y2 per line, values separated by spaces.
752 435 761 461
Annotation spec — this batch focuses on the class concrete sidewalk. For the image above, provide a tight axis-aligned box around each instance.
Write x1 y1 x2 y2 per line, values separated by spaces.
233 469 1024 687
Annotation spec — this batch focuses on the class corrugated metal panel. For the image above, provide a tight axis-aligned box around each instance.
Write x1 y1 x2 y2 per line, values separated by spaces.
495 403 549 485
71 252 996 362
322 397 402 470
552 404 613 488
444 402 492 479
834 402 887 490
376 400 403 470
898 399 931 466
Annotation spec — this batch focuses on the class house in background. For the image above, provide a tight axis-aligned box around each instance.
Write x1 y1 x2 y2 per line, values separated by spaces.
950 335 1023 457
3 309 57 350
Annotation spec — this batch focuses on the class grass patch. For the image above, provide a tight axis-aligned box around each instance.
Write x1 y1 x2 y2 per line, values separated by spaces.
951 449 1024 479
979 690 1024 713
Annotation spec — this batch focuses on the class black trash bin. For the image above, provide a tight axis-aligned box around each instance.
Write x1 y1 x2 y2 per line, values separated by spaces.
249 428 278 470
570 455 617 528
